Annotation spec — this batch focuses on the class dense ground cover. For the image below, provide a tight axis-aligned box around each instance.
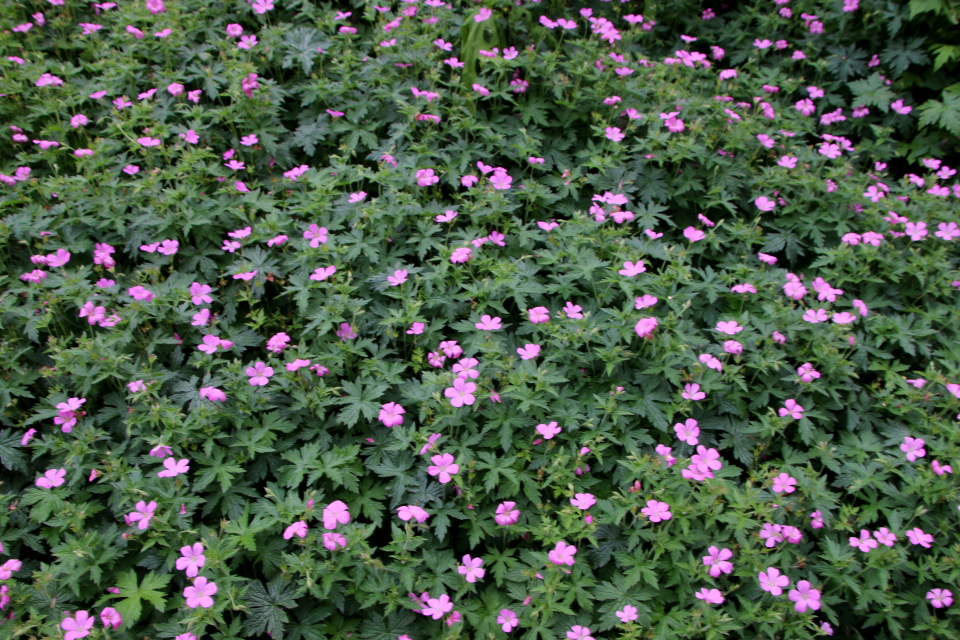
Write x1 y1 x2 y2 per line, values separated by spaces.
1 0 960 639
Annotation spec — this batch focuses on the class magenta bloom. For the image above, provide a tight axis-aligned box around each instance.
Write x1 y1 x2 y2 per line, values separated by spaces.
246 362 274 386
927 589 953 609
674 418 699 445
528 306 550 324
54 397 86 432
549 541 577 566
445 378 477 407
779 399 804 420
901 436 926 461
378 402 405 427
283 521 308 540
570 493 596 510
618 260 646 276
36 468 67 488
458 554 485 583
536 421 561 439
323 500 351 529
387 269 408 286
128 285 155 301
416 168 439 187
788 581 821 612
849 530 878 552
494 502 520 526
128 500 157 530
682 383 706 401
428 453 459 483
176 542 206 577
703 546 733 577
759 568 789 596
322 532 347 550
303 224 328 247
635 317 659 338
397 505 429 523
184 576 217 609
772 473 797 493
157 458 190 478
695 588 724 604
100 607 122 630
906 527 933 548
497 609 519 632
475 315 502 330
716 320 742 335
641 500 671 522
517 344 541 360
61 611 95 640
451 247 472 264
199 386 226 402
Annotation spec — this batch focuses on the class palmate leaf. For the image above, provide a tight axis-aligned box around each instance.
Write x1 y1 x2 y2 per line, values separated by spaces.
848 73 896 111
243 578 298 640
114 569 170 624
918 90 960 135
282 27 330 74
0 429 28 472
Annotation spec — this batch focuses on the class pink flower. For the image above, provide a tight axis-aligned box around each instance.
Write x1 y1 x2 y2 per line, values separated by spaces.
199 386 226 402
528 306 550 324
517 344 541 360
618 260 646 276
772 473 797 493
567 626 594 640
428 453 459 483
674 419 699 445
810 511 824 529
416 168 439 187
445 378 476 407
128 286 154 301
36 468 67 488
682 383 706 401
779 399 804 420
378 402 405 427
570 493 596 510
549 541 577 566
536 421 562 440
683 227 705 242
497 609 519 632
128 500 157 530
703 546 733 577
495 501 520 526
906 527 933 547
322 532 347 550
387 269 408 286
759 568 789 595
716 320 742 335
616 605 639 623
406 322 425 335
176 543 206 577
422 594 454 619
451 247 472 264
635 317 659 338
54 397 86 432
184 577 217 609
695 588 724 604
490 168 513 190
850 529 878 552
317 500 350 530
788 581 821 612
245 362 274 386
874 527 896 546
61 611 95 640
100 607 122 630
475 7 492 22
458 555 485 583
932 460 953 475
754 196 777 212
157 458 190 478
605 127 625 142
475 315 502 331
797 363 820 382
641 500 671 522
283 521 308 540
927 589 953 609
901 436 926 461
310 266 337 281
336 323 358 341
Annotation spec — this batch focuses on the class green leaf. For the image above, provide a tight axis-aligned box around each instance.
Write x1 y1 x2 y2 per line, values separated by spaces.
918 91 960 135
115 569 171 623
243 578 298 639
847 74 896 112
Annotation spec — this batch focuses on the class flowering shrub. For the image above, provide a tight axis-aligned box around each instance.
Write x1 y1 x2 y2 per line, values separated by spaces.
1 0 959 639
